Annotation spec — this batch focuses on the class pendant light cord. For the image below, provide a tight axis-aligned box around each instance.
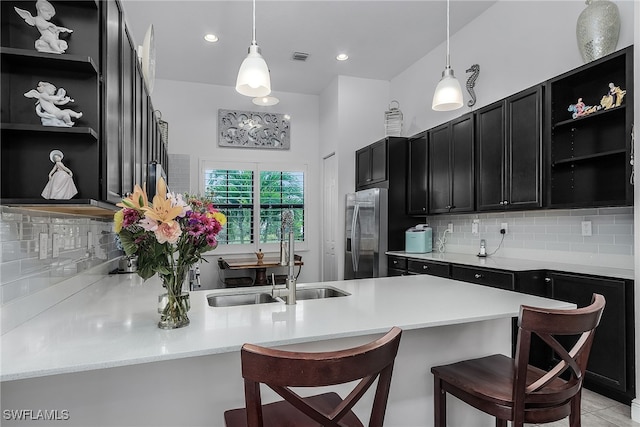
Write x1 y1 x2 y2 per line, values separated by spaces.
252 0 257 45
446 0 450 68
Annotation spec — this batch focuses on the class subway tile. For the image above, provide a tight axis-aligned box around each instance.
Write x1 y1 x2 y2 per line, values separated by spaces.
614 215 634 225
598 207 633 215
548 209 571 217
570 243 599 253
546 225 572 234
546 242 571 251
524 240 547 250
0 222 20 241
535 234 557 241
503 240 524 248
0 260 21 284
598 224 633 235
557 234 585 243
598 244 632 256
571 208 598 216
1 211 24 222
614 234 634 245
585 235 615 244
535 217 559 225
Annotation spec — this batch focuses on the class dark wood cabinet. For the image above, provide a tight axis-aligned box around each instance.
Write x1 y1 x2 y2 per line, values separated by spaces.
407 259 449 278
476 86 542 211
450 265 515 290
547 272 634 403
356 139 387 189
545 46 633 208
407 133 428 215
428 113 474 214
0 0 166 211
387 256 407 276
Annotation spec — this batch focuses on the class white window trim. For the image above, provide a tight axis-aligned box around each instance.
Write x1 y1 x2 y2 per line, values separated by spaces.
199 159 308 256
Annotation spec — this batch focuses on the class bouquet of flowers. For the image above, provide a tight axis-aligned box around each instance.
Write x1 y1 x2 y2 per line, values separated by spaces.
113 177 226 328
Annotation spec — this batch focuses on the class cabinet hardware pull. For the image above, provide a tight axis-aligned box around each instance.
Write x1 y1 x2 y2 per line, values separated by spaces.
423 265 429 270
474 273 483 279
544 277 552 283
499 201 504 205
503 200 509 205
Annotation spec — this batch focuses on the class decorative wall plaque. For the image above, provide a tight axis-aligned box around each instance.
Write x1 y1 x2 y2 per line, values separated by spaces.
218 109 290 149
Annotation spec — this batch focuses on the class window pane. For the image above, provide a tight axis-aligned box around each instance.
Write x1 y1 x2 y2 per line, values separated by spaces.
259 171 304 243
204 169 254 245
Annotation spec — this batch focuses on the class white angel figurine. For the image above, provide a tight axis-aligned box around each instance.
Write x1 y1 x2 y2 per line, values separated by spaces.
42 150 78 200
14 0 73 54
24 81 83 127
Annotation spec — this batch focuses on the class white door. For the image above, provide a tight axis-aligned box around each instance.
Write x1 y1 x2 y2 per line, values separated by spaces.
322 153 338 282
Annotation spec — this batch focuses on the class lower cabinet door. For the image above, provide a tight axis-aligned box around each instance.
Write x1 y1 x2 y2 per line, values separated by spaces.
549 272 631 400
407 259 450 278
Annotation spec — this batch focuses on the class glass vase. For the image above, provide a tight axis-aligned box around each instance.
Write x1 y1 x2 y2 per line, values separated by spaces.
157 268 190 329
576 0 620 63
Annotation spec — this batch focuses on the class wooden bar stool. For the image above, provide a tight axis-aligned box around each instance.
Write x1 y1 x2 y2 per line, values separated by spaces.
431 293 605 427
224 327 402 427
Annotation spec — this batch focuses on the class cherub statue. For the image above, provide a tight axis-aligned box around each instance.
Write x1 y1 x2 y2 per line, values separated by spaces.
14 0 73 54
24 81 83 127
600 82 626 110
41 150 78 200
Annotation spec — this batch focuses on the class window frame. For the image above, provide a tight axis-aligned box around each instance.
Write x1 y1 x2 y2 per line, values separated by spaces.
199 159 308 255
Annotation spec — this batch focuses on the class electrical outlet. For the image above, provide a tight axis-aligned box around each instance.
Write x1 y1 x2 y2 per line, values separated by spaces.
39 233 48 260
581 221 592 236
447 223 454 233
500 222 508 234
52 233 60 258
472 219 480 235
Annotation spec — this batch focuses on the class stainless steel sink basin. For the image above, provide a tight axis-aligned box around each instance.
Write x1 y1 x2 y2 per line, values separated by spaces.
207 286 350 307
293 287 350 300
207 292 279 307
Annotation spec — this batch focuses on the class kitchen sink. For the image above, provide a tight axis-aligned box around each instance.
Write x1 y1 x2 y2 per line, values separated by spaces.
207 292 279 307
290 287 350 301
207 286 350 307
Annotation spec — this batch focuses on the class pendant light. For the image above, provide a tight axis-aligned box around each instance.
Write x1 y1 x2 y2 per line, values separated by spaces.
236 0 271 97
432 0 463 111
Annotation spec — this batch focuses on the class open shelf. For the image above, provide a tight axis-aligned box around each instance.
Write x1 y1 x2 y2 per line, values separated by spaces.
1 123 98 140
552 105 626 129
552 149 627 167
0 47 98 74
1 199 118 218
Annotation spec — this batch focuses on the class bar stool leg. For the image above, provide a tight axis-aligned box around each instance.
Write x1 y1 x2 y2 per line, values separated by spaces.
434 375 446 427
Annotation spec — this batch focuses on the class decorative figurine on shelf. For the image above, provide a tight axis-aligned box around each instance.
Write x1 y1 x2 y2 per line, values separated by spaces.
41 150 78 200
256 248 264 264
600 82 626 110
568 97 600 119
24 81 83 127
14 0 73 54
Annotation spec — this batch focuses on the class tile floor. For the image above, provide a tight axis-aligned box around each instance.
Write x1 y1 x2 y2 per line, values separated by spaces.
526 389 640 427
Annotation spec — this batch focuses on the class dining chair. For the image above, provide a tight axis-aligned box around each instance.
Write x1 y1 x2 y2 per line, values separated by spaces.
431 293 605 427
218 257 254 288
224 326 402 427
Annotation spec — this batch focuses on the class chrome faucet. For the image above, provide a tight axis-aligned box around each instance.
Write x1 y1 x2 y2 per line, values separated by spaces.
273 210 296 304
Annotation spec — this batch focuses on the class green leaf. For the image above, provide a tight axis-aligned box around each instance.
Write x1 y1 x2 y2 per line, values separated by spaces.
118 230 138 256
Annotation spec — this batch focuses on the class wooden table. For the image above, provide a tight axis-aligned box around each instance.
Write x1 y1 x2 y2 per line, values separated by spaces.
221 256 303 285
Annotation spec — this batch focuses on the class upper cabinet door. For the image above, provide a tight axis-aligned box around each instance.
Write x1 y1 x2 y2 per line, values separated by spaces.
475 85 542 212
428 123 451 213
407 134 428 215
506 86 542 209
476 101 506 211
449 113 475 213
369 139 387 184
355 146 372 189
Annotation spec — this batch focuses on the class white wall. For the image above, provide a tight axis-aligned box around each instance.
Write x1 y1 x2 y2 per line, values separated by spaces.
319 76 391 280
392 0 636 133
632 0 640 420
150 80 321 286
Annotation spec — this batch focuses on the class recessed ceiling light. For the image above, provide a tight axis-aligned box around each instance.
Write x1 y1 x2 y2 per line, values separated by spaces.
336 53 349 61
204 34 219 43
252 96 280 106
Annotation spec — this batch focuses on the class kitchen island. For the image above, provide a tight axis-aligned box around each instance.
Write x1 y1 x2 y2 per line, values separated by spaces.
1 274 573 426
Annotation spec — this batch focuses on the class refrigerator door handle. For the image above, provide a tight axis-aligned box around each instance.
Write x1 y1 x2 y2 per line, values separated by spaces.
351 203 360 272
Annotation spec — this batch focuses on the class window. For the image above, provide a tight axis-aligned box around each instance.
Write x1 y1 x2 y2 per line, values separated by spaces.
201 161 307 253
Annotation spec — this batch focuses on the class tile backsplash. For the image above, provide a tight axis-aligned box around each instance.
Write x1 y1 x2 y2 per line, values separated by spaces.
425 207 634 270
0 206 120 306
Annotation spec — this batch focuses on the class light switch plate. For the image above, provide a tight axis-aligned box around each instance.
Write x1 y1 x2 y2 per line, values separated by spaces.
581 221 592 236
472 219 480 235
87 231 93 249
39 233 48 260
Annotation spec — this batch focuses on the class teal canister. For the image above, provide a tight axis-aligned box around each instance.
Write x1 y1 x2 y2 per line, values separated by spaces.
405 225 433 253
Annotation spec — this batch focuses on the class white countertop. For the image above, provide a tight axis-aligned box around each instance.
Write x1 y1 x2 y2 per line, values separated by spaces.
386 251 635 280
1 274 573 382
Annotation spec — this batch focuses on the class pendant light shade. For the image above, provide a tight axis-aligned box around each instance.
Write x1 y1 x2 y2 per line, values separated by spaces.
236 0 271 97
432 0 463 111
432 67 463 111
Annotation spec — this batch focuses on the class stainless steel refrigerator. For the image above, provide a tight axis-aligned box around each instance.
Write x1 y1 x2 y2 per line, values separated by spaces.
344 188 388 279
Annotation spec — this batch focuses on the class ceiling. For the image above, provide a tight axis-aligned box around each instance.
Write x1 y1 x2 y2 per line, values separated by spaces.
120 1 497 96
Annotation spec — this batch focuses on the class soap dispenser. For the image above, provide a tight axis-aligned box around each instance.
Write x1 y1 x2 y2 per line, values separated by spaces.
478 239 487 257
